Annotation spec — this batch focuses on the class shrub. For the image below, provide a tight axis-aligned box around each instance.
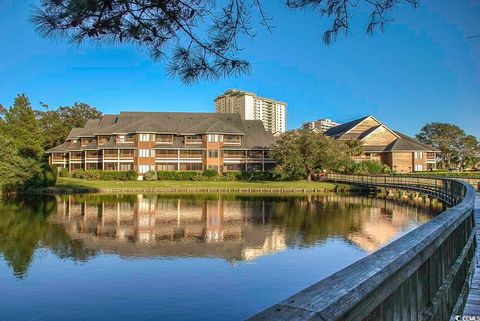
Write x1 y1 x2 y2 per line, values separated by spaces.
126 170 138 181
73 170 85 179
71 170 138 181
348 160 391 175
202 169 218 178
157 171 199 181
59 168 69 177
223 172 240 181
98 171 128 181
236 171 274 181
143 170 158 181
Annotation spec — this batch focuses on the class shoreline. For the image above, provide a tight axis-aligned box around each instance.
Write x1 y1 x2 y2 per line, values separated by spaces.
36 177 357 195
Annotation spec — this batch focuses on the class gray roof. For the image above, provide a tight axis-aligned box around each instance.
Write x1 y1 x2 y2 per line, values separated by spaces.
47 112 274 153
324 116 370 138
388 131 438 151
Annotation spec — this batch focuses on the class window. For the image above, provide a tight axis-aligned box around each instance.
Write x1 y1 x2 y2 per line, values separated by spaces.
118 134 134 143
415 164 423 171
86 163 100 170
104 163 118 171
223 135 241 144
86 150 99 157
223 150 244 158
180 150 203 158
81 137 94 146
139 165 151 173
179 163 203 171
139 134 152 142
208 150 219 158
156 163 177 171
139 149 151 157
414 152 423 159
119 163 133 171
120 149 134 158
185 135 203 144
156 134 173 144
157 150 178 158
97 136 110 145
207 134 221 143
225 163 244 171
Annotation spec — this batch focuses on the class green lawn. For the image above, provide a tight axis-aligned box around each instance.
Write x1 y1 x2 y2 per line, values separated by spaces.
54 177 341 191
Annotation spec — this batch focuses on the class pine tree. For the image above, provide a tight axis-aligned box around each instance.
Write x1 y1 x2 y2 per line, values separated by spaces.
0 132 39 192
4 94 44 159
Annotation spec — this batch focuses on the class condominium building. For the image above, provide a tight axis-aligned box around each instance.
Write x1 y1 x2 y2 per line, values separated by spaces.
302 118 340 132
214 89 287 135
47 112 275 175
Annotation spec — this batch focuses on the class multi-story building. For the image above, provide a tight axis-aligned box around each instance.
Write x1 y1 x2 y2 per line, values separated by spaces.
47 112 275 175
324 115 438 172
214 89 287 135
302 118 340 132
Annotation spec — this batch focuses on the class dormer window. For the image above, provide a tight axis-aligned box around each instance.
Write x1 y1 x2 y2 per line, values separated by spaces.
98 136 110 145
223 135 241 145
185 135 203 144
155 134 174 144
117 134 134 143
81 137 94 147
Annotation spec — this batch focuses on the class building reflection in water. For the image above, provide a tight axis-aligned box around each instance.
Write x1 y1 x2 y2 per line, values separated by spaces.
52 193 440 261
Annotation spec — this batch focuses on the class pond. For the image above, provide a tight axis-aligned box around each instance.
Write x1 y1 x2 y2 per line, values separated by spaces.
0 193 441 321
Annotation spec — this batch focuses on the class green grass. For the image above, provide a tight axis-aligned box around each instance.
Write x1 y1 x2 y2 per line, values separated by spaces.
54 177 340 191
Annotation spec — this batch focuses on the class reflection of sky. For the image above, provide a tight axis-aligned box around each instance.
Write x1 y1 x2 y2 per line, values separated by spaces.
0 239 365 321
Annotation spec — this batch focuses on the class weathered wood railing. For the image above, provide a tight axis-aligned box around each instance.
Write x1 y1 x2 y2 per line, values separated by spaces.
249 174 476 321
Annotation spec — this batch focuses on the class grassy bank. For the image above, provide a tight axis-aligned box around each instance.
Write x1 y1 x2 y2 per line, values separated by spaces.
50 177 345 193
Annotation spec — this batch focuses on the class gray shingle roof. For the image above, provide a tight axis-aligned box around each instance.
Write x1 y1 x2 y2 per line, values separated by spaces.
48 112 274 152
388 131 438 151
324 116 370 138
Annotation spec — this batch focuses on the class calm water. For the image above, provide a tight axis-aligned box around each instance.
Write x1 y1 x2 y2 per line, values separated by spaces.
0 193 440 321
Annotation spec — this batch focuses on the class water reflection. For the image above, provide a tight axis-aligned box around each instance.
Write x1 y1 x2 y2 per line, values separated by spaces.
0 193 441 279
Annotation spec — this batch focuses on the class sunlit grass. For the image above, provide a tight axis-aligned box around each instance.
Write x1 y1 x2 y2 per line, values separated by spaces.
55 177 342 191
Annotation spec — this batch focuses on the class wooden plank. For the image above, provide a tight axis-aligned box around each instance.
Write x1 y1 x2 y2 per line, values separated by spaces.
462 193 480 317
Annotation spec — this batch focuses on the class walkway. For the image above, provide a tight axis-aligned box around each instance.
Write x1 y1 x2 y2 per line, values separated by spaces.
463 193 480 316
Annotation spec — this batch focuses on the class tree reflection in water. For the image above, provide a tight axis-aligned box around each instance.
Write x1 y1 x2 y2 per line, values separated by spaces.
0 196 96 278
0 193 441 278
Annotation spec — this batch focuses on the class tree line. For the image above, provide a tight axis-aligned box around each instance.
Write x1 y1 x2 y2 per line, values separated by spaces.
0 94 101 193
416 123 480 170
271 124 480 181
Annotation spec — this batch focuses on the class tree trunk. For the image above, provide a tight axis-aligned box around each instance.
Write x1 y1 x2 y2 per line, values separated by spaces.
307 173 312 182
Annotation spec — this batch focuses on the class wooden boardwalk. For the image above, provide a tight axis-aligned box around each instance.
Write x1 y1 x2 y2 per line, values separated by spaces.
462 193 480 317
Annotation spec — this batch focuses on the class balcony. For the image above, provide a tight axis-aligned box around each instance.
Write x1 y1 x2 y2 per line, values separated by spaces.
155 135 174 145
184 135 203 145
223 135 241 145
223 151 245 160
180 151 203 159
155 150 178 159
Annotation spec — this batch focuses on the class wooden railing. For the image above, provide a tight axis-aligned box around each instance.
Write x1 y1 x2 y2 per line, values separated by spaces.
250 174 476 321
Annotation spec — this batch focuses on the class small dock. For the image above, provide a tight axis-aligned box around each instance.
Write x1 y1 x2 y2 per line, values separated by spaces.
462 193 480 317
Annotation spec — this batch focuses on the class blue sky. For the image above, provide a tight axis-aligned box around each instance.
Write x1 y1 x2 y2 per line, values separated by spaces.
0 0 479 137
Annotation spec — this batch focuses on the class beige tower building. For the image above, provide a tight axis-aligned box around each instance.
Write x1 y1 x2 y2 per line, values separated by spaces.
214 89 287 134
302 118 340 132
